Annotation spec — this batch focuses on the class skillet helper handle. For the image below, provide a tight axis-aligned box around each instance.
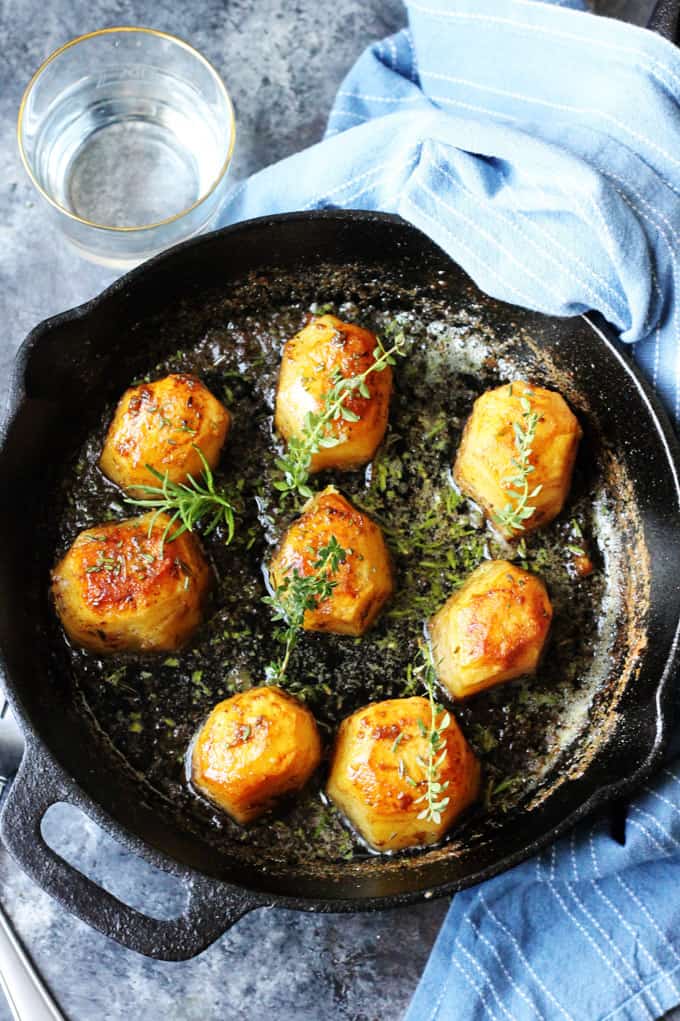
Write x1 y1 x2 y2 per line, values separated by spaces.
0 739 260 961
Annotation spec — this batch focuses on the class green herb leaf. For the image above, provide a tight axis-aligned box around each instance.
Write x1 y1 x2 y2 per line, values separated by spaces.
403 641 453 824
263 535 347 685
274 323 408 503
124 445 236 550
493 395 541 536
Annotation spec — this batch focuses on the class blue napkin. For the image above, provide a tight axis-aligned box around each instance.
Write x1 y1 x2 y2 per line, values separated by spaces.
220 2 680 1018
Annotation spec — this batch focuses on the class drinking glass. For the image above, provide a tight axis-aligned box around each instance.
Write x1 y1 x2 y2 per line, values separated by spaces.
18 27 236 268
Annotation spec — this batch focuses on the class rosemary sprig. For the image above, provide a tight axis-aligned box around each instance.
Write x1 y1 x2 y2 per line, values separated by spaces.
263 535 347 684
274 323 408 501
125 445 235 548
494 390 543 536
411 642 452 826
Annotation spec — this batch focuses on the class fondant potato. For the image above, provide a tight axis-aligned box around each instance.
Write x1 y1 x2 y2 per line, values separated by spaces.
191 686 322 824
268 486 393 636
327 697 480 852
100 373 231 491
454 381 582 537
274 314 392 472
429 560 552 700
51 512 210 654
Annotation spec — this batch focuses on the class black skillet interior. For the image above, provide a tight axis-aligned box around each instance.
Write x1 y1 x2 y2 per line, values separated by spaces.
1 211 680 960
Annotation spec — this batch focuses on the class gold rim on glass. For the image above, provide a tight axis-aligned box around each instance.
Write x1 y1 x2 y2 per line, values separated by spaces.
16 26 236 233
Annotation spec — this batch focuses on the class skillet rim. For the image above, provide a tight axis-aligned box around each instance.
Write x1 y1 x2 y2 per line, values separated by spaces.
1 208 679 916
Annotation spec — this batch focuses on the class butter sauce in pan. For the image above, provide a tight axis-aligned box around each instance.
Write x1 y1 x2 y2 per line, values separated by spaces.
49 260 623 864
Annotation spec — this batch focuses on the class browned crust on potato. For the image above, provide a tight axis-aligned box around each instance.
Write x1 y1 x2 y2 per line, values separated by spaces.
274 315 392 472
327 697 480 852
100 373 230 491
191 686 322 825
454 381 582 537
430 560 552 699
268 486 394 636
51 512 210 654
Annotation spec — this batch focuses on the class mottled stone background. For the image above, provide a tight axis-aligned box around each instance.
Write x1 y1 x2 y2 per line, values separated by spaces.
0 1 663 1019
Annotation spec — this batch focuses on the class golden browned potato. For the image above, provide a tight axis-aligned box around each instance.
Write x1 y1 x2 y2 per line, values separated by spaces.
51 512 210 654
191 686 322 824
429 560 552 700
268 486 393 636
100 373 231 492
454 381 582 537
274 314 392 472
327 697 480 852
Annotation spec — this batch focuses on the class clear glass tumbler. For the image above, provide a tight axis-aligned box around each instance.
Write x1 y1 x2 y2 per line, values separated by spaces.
17 27 236 268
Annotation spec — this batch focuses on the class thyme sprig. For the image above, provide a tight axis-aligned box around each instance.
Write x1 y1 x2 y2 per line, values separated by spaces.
494 390 543 536
263 535 347 684
411 642 452 825
274 324 408 502
125 445 236 548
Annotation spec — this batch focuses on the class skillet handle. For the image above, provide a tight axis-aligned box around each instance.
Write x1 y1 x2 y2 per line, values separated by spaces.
0 738 262 961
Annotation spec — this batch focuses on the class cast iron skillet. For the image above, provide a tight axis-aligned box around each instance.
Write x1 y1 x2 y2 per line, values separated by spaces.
1 209 680 960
